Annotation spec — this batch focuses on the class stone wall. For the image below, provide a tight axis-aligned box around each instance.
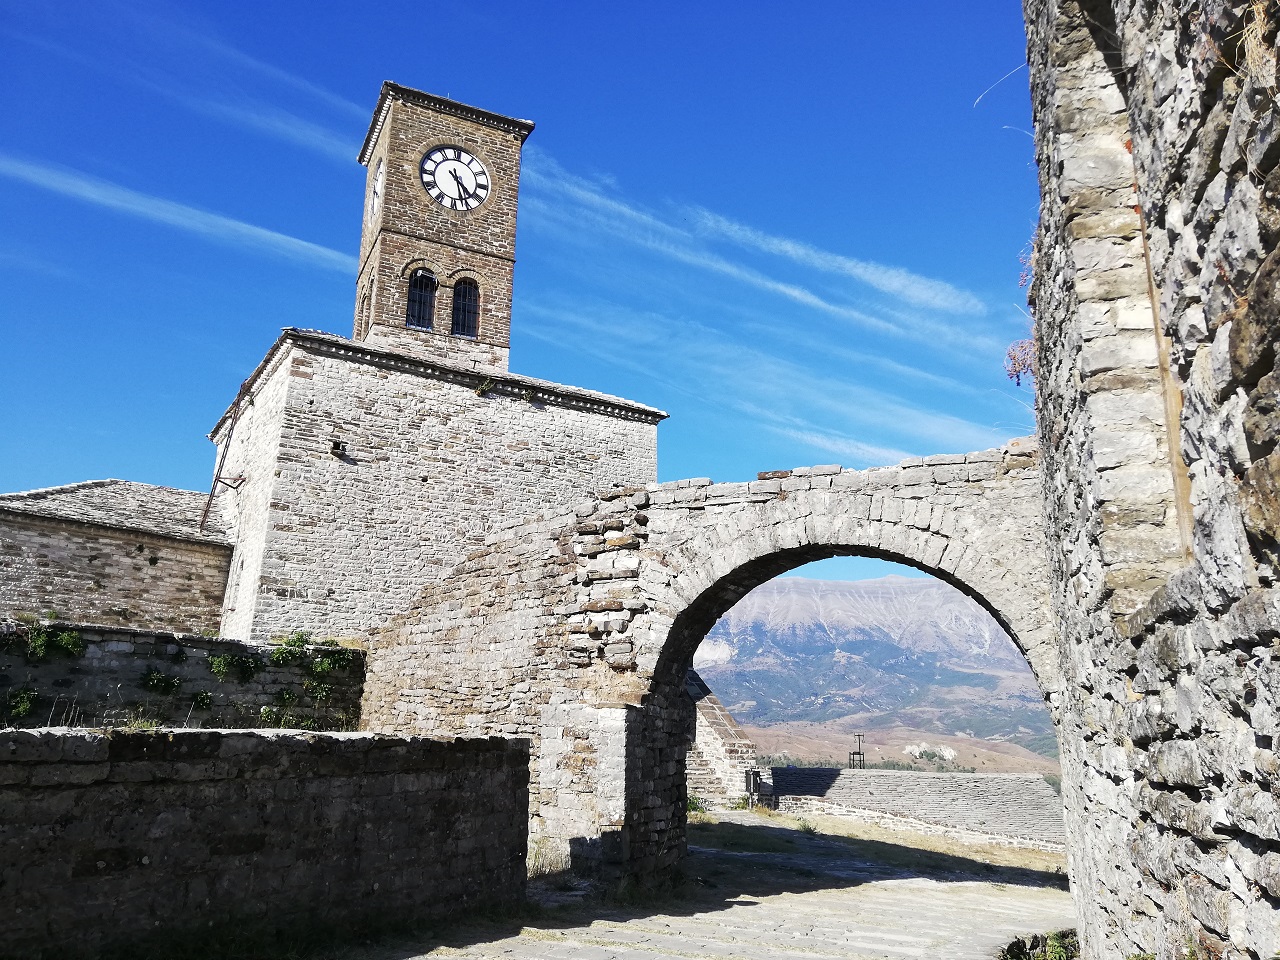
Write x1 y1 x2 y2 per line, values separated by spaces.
685 668 756 802
0 728 528 959
1025 1 1280 957
0 621 363 731
0 511 230 635
211 329 662 642
772 767 1066 849
363 442 1057 878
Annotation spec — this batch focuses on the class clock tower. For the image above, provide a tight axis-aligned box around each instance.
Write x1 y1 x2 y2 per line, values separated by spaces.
354 82 534 371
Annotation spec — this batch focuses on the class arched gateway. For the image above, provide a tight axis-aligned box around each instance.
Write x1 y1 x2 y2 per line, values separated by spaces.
362 437 1060 876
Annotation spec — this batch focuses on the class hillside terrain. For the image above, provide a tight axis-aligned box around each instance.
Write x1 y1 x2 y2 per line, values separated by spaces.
693 576 1059 772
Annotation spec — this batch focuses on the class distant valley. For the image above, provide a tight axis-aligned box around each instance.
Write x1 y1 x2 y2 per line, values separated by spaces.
693 575 1059 773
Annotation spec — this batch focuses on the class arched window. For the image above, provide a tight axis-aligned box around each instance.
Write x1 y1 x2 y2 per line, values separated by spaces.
406 269 437 330
451 279 480 338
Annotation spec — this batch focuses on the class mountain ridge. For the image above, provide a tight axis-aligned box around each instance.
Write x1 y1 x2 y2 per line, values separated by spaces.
693 575 1057 760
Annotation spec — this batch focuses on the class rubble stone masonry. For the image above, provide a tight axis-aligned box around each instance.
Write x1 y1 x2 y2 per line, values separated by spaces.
1025 1 1280 956
363 444 1053 878
212 329 662 642
0 512 230 635
0 729 528 959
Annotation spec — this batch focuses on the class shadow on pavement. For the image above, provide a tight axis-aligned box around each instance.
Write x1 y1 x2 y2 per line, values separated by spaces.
354 817 1068 960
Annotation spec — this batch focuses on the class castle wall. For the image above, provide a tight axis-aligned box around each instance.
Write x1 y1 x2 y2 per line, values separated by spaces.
1025 1 1280 957
213 331 660 642
0 728 528 959
0 512 230 635
772 768 1066 850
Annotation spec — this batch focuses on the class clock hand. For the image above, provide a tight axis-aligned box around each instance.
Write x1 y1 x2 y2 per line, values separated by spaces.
450 168 471 199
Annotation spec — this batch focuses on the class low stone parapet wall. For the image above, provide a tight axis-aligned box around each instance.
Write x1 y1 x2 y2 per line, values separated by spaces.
0 728 529 959
0 620 364 730
777 795 1065 853
772 767 1065 847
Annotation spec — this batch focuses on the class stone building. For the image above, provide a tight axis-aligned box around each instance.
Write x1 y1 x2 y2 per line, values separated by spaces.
0 83 666 644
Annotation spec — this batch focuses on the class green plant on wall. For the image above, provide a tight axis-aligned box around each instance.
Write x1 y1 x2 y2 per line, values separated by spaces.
4 686 36 719
141 669 182 695
267 631 314 666
1 625 86 661
259 705 320 730
302 678 333 703
52 631 85 656
207 654 263 683
266 632 358 712
268 631 357 674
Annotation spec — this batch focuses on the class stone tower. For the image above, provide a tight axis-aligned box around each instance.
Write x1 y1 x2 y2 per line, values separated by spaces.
354 82 535 371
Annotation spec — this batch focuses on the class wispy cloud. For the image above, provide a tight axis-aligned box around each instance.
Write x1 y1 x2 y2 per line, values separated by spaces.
88 0 368 122
0 155 355 273
768 428 911 465
691 210 987 315
519 299 1008 461
182 33 367 122
4 23 360 164
171 95 356 162
522 149 996 354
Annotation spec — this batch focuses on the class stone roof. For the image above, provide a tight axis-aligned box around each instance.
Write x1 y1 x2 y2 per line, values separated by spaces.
0 480 230 545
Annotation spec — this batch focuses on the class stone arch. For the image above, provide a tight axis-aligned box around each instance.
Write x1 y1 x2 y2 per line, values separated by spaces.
363 440 1063 880
399 257 440 278
646 508 1054 696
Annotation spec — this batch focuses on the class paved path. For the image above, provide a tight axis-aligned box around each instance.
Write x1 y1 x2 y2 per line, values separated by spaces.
359 813 1077 960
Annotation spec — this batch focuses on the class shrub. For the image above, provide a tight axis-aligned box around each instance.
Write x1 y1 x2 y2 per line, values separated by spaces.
207 654 263 683
999 930 1078 960
25 627 47 660
53 631 85 656
5 686 36 719
687 795 709 813
302 678 333 702
141 669 182 694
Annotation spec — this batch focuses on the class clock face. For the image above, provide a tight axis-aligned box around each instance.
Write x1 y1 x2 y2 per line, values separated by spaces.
420 146 490 211
368 159 385 223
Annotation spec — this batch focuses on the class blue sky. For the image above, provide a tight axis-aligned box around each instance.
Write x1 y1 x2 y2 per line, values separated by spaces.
0 2 1038 580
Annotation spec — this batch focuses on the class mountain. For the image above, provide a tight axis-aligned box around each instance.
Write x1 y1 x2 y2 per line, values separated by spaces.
693 576 1058 760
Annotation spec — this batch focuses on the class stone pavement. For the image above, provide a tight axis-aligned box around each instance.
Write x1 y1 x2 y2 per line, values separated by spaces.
359 812 1077 960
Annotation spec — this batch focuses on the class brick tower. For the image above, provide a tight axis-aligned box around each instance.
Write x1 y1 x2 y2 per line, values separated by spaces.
354 82 534 371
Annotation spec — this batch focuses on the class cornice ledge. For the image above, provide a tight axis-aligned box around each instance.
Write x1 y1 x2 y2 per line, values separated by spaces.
359 81 535 165
292 330 668 425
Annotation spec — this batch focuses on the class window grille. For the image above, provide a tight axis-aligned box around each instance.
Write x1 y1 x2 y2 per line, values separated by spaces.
451 279 480 338
406 269 437 330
